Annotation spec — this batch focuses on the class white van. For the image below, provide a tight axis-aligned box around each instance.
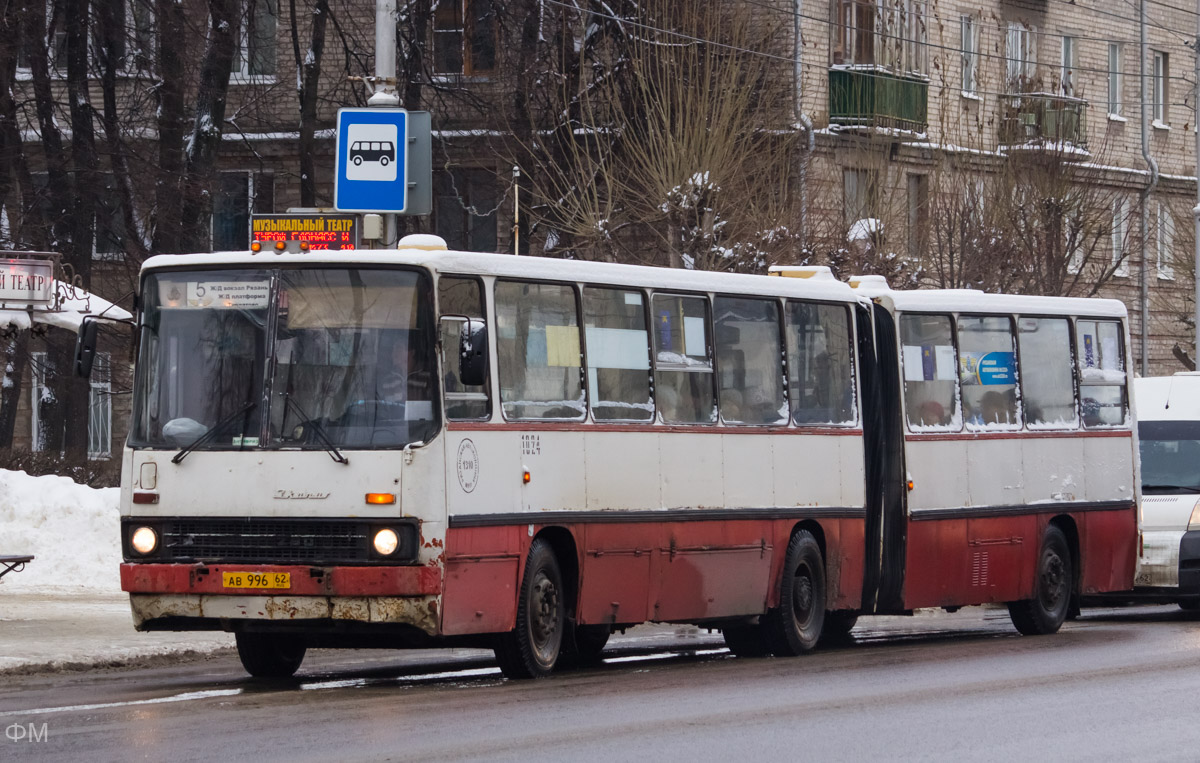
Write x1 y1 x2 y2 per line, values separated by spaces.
1135 373 1200 609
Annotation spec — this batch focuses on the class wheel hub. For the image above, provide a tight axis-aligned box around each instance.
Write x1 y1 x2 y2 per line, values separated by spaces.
530 574 560 646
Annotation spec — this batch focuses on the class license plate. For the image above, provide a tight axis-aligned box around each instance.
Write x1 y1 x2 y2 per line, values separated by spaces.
222 571 291 589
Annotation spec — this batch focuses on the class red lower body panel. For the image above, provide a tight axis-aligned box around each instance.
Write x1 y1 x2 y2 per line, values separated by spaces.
440 517 865 637
902 508 1137 610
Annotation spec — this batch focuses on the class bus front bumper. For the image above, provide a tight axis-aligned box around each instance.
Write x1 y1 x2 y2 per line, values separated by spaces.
122 563 442 634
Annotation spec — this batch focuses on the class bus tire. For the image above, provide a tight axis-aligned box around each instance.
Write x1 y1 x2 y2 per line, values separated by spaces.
559 624 611 668
819 611 859 645
494 539 565 679
765 530 826 656
722 624 770 657
1008 525 1072 636
235 632 306 678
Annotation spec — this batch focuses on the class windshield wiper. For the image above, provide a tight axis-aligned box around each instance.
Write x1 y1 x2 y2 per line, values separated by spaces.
172 401 258 464
1142 484 1200 494
282 393 349 465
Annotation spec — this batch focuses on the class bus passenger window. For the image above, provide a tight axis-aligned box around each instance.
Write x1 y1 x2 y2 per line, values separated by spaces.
495 281 585 420
1018 317 1077 429
900 314 959 430
786 302 855 425
714 296 785 425
439 276 490 420
652 294 716 424
1077 319 1127 427
958 315 1020 430
583 288 653 421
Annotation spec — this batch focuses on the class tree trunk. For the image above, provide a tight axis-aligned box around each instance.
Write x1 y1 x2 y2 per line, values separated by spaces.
292 0 329 207
179 0 240 252
153 0 189 254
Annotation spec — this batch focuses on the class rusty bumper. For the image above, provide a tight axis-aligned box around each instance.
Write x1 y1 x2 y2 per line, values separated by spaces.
123 563 443 634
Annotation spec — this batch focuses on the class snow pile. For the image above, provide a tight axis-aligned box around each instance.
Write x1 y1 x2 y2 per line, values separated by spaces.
847 218 881 243
0 469 121 594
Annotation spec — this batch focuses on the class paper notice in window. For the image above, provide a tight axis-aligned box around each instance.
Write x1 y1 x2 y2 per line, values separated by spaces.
935 345 957 380
683 316 706 357
902 345 925 382
545 325 581 367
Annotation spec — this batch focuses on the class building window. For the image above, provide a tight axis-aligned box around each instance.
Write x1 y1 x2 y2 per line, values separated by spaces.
834 0 925 74
1157 202 1175 279
212 172 274 251
1005 22 1034 92
233 0 277 78
434 169 498 252
1112 197 1129 276
1060 36 1077 96
434 0 497 75
907 173 929 259
960 15 978 96
1153 51 1168 125
1107 43 1123 117
843 168 878 229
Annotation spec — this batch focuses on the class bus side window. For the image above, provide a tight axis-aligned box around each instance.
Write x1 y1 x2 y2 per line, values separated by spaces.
495 280 585 420
1076 318 1127 427
900 313 959 430
439 276 491 420
651 293 715 424
958 315 1020 430
786 301 856 425
714 296 785 425
583 287 653 422
1019 317 1078 429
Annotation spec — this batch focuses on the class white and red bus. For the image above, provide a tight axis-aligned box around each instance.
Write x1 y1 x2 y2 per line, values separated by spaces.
91 235 1137 678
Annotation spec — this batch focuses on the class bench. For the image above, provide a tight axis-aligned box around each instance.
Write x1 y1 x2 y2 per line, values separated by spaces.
0 555 33 580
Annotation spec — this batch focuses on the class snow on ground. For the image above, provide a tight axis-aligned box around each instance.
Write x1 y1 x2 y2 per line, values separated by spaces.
0 469 122 594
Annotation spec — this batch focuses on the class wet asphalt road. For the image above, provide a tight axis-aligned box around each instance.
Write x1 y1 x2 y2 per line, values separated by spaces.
4 606 1200 762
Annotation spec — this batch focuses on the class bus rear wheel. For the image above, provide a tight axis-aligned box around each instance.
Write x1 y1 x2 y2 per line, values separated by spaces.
494 539 565 679
235 632 306 678
1008 525 1072 636
764 530 826 656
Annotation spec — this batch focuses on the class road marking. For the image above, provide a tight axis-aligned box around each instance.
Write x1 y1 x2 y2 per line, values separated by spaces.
300 666 501 691
604 648 728 664
0 689 243 718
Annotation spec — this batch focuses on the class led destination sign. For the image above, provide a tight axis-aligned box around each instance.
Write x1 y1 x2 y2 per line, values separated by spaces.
251 214 360 250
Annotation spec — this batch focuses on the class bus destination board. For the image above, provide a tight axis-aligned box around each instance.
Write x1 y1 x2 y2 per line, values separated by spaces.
251 214 359 250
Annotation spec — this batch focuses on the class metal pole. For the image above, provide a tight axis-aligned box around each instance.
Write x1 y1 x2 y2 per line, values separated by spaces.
1140 0 1158 376
513 165 520 255
1194 0 1200 366
370 0 400 247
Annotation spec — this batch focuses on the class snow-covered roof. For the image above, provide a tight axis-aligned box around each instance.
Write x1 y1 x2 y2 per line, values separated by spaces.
0 280 132 332
876 288 1127 319
142 248 864 303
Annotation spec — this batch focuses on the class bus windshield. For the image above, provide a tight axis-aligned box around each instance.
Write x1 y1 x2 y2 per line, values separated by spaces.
1139 420 1200 494
130 267 438 452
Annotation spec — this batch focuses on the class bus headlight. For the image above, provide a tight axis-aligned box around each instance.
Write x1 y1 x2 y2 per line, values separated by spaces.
373 528 399 556
1189 501 1200 530
131 526 158 555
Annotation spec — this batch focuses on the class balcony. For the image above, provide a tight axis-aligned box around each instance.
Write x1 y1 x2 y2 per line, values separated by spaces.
998 92 1089 157
828 66 929 135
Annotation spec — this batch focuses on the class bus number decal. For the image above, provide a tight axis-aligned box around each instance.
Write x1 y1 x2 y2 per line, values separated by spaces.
521 434 541 456
457 439 480 493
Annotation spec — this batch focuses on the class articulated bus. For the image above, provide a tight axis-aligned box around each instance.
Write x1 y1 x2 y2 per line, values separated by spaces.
95 235 1137 678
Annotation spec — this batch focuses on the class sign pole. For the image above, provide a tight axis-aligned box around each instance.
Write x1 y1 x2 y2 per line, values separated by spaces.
513 165 520 255
370 0 400 248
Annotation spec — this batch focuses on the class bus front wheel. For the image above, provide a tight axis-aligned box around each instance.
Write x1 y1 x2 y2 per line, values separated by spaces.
1008 525 1072 635
495 538 565 678
764 530 826 656
235 632 306 678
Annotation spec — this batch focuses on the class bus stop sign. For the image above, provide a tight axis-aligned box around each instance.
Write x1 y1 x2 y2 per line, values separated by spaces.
335 108 409 214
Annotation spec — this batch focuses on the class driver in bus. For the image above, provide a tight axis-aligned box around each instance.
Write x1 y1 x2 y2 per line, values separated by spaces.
378 334 432 405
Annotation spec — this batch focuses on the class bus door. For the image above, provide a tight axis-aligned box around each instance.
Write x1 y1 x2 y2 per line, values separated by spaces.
856 302 908 614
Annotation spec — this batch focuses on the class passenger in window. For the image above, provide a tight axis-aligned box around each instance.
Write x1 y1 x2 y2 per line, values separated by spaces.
976 390 1014 425
917 400 947 426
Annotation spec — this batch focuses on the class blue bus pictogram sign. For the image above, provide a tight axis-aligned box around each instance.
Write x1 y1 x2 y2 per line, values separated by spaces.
335 108 409 213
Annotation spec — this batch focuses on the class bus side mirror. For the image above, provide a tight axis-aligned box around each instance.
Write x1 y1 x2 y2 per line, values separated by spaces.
74 317 99 378
460 320 489 387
